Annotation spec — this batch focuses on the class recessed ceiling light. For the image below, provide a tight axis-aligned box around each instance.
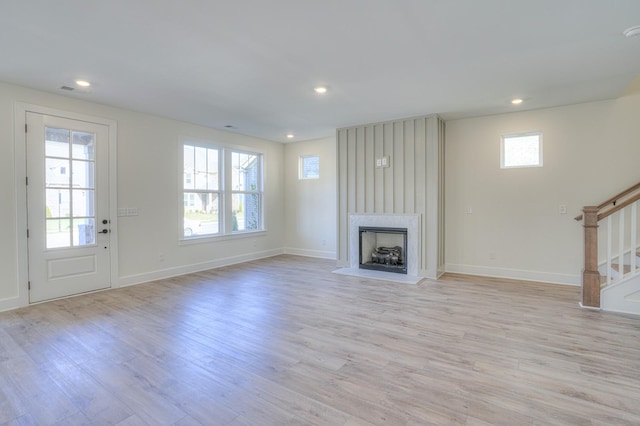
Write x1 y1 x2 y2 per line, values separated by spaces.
286 133 295 139
314 86 328 94
75 80 91 87
623 26 640 38
511 98 523 105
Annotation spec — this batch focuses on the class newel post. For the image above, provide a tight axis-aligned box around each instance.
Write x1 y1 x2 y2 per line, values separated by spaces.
582 206 600 308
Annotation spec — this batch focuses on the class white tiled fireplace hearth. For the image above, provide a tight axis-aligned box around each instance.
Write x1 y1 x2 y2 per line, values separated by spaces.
334 214 423 285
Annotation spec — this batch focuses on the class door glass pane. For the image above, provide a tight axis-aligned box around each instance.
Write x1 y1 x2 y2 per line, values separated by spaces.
43 126 97 249
46 189 70 218
72 190 95 217
72 160 95 188
46 218 71 248
73 218 95 246
45 128 69 157
72 131 95 160
45 158 70 187
183 193 219 237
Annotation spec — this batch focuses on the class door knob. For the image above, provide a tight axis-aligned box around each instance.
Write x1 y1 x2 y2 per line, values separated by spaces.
100 229 109 234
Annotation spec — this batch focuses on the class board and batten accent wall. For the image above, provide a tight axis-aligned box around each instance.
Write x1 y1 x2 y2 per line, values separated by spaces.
337 115 445 279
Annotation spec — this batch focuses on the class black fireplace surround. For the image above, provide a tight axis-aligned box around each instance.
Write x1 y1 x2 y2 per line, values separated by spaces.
359 226 408 274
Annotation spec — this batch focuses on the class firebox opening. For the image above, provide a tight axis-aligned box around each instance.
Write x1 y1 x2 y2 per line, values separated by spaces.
359 226 408 274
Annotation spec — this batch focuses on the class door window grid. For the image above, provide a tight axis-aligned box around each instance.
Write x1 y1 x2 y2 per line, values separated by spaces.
44 127 96 249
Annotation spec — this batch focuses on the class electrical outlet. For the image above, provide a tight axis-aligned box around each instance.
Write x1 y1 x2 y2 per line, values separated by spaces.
559 205 567 214
127 207 139 216
376 158 382 167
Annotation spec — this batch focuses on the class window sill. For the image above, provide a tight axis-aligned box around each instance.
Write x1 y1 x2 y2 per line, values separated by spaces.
179 229 267 246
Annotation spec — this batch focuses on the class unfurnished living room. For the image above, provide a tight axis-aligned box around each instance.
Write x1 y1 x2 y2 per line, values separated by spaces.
1 1 640 425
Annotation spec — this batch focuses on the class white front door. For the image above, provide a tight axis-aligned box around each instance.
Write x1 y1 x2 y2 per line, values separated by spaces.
26 112 111 303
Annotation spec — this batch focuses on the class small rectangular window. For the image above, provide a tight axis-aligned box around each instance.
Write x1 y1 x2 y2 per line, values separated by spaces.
501 131 542 168
299 155 320 179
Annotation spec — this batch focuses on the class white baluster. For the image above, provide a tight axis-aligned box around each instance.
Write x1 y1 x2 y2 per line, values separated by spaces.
633 202 638 273
607 216 612 286
619 209 625 279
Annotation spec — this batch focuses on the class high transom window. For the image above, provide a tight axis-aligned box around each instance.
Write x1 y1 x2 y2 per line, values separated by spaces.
501 131 543 168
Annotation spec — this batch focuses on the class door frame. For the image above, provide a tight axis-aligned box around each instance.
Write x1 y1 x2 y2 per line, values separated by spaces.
13 102 119 308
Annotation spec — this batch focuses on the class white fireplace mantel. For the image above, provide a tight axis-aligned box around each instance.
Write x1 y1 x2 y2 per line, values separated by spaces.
334 214 422 284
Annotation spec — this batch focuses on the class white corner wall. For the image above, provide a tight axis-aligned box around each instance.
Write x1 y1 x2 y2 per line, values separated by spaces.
283 136 337 259
0 81 285 311
445 92 640 285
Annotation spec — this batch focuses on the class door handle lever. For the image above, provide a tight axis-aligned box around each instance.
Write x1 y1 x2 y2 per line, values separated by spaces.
100 229 110 234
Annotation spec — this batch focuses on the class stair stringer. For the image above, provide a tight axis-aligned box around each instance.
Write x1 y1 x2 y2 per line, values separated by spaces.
601 273 640 315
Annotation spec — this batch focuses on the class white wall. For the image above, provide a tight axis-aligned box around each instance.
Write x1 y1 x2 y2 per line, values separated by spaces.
284 137 337 259
0 81 285 310
445 92 640 285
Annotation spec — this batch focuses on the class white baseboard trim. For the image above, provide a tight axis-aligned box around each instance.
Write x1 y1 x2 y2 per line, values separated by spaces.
283 247 336 260
444 263 580 286
0 296 22 313
578 302 601 311
117 248 285 288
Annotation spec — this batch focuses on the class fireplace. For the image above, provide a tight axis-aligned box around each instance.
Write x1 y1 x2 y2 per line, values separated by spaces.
359 227 408 274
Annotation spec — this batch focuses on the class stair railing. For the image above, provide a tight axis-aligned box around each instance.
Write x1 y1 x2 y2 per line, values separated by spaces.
577 182 640 308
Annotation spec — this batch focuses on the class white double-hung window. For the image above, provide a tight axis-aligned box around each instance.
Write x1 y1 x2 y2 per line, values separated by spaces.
182 141 264 239
183 144 221 238
230 150 262 232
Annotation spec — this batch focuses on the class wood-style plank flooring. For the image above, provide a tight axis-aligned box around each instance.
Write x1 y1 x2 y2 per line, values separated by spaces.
1 255 640 425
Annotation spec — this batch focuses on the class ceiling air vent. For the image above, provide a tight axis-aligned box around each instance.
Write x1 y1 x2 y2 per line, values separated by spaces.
60 85 75 91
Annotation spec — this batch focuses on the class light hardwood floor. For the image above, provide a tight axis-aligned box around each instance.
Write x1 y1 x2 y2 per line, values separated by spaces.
1 255 640 425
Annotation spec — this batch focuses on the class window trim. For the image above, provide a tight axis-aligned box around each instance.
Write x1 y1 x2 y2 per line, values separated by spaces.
229 148 264 234
500 131 543 169
182 140 222 239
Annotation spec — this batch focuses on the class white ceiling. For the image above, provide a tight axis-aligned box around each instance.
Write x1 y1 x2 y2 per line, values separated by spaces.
1 0 639 142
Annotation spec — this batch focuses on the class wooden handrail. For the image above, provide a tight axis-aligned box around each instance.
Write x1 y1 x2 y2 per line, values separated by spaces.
598 191 640 221
578 180 640 309
574 181 640 221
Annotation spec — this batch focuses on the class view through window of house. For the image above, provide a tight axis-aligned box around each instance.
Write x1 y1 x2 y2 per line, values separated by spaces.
182 142 263 238
231 151 262 232
501 131 542 168
299 155 320 179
